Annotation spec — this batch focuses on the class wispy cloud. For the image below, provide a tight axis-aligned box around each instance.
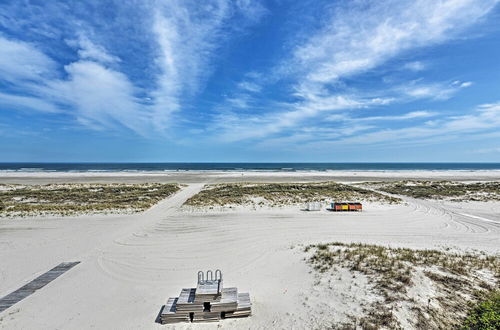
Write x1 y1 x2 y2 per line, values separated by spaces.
293 0 497 83
403 61 427 72
237 81 262 93
212 0 498 142
452 80 473 88
400 80 473 100
326 110 436 122
0 34 149 133
0 35 57 83
0 1 266 135
214 93 371 142
67 35 121 64
151 0 239 130
326 102 500 146
0 91 59 113
46 61 150 133
253 102 500 151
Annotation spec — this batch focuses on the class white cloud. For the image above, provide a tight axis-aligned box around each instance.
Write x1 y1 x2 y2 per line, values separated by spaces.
0 91 59 113
325 102 500 146
0 35 151 134
150 0 266 130
238 81 262 93
452 80 473 88
253 124 376 149
400 80 472 100
214 94 373 142
0 1 267 135
403 61 427 72
326 110 436 122
45 61 150 134
225 95 252 109
212 0 497 142
70 35 121 64
294 0 498 83
235 0 268 23
0 35 57 83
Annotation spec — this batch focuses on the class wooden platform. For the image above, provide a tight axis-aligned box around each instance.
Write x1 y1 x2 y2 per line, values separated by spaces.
175 288 203 312
211 287 237 312
225 293 251 318
160 270 251 324
160 297 190 324
0 261 80 313
194 279 222 302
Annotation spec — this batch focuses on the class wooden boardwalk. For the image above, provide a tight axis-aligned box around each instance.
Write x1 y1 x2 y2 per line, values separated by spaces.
0 262 80 313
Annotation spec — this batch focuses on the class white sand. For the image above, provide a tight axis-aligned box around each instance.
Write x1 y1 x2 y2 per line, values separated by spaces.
1 169 500 184
0 173 499 329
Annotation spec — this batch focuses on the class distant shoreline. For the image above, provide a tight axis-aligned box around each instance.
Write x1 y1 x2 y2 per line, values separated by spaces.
1 162 500 173
1 169 500 184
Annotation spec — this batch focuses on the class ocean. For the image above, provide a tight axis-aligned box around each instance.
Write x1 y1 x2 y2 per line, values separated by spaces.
0 163 500 172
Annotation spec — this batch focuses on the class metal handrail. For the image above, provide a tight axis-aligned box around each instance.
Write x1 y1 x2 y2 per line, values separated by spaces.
197 270 223 284
197 271 204 284
215 269 222 281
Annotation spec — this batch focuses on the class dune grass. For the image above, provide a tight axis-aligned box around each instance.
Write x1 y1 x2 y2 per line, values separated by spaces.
184 182 400 208
365 180 500 201
0 183 180 217
305 242 499 329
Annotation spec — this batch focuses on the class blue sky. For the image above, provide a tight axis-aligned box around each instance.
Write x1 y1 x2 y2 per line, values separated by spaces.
1 0 500 162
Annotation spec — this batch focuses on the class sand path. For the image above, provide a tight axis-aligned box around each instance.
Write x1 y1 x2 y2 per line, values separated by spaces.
0 184 499 329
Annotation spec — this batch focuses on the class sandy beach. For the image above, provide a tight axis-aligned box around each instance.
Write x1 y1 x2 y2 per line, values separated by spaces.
1 169 500 184
0 171 499 329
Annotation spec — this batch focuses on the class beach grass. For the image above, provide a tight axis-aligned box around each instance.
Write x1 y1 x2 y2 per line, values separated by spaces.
363 180 500 201
184 182 400 207
0 183 180 217
305 242 499 329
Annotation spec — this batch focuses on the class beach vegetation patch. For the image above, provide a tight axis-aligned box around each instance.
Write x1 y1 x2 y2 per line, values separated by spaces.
0 183 180 217
362 180 500 201
184 182 400 208
304 242 499 329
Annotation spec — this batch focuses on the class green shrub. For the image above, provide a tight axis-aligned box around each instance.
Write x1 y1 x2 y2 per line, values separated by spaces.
463 291 500 329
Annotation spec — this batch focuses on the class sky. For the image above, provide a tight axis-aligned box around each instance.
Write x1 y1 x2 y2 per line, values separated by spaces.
1 0 500 162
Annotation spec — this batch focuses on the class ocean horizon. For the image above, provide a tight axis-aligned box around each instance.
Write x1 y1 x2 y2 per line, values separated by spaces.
1 162 500 173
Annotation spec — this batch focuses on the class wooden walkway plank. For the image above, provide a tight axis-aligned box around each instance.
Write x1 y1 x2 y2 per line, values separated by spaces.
0 261 80 313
